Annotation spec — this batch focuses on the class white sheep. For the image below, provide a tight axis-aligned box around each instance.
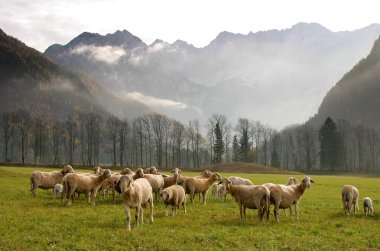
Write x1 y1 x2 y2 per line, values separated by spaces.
63 169 112 206
117 175 154 231
92 166 103 174
221 178 270 223
163 168 182 188
53 183 63 199
182 173 222 205
363 197 374 216
135 168 164 202
219 176 254 201
341 185 359 216
30 165 74 197
211 183 222 199
285 177 299 185
144 166 159 174
263 176 315 223
160 185 186 216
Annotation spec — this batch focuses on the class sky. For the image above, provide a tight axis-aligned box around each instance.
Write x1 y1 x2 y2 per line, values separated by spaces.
1 0 380 52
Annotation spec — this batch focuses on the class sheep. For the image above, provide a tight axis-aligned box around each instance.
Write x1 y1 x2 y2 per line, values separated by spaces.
160 185 186 216
285 177 299 185
135 168 164 202
53 183 63 199
263 176 315 223
363 197 374 216
30 165 74 197
211 183 221 199
341 185 359 216
182 172 222 205
92 166 103 174
163 168 182 188
120 167 134 175
220 176 254 201
221 178 270 223
144 166 159 174
193 170 213 179
117 175 153 231
63 169 112 206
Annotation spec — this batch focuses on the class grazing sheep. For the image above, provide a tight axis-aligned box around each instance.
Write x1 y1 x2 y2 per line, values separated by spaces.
92 166 103 174
163 168 182 188
160 185 186 216
264 176 315 223
341 185 359 216
117 175 154 231
53 184 63 199
363 197 374 216
220 176 254 201
221 178 270 223
63 169 112 206
30 165 74 197
183 173 222 205
135 168 164 202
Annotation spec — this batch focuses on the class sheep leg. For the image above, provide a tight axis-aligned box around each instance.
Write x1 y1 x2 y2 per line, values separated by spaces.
165 204 168 217
239 203 243 221
124 205 131 231
135 207 140 228
91 190 97 206
149 197 154 224
202 191 207 205
289 206 293 219
295 203 299 220
243 206 247 221
274 203 280 223
183 202 187 214
140 207 144 225
172 206 175 217
67 186 76 206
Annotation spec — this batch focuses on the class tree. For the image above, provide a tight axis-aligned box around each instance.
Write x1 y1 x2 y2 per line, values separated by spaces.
213 121 224 163
232 135 239 162
270 132 281 168
106 116 120 166
319 117 342 171
1 112 13 161
236 118 250 162
14 110 31 165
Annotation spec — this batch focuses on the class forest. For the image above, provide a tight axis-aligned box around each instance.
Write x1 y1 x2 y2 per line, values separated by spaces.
1 109 379 172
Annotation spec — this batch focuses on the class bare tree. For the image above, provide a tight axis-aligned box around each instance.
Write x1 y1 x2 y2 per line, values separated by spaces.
119 119 129 166
14 110 31 165
51 120 61 164
65 114 78 164
106 115 121 166
150 113 165 167
0 112 13 161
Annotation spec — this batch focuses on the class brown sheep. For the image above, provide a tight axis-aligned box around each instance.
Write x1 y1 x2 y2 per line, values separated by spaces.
183 173 222 205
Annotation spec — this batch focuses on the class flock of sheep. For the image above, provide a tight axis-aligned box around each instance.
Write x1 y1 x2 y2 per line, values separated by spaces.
29 165 374 231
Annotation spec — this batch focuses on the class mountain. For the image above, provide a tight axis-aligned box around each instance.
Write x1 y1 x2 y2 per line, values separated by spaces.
44 23 380 128
310 35 380 130
0 28 150 119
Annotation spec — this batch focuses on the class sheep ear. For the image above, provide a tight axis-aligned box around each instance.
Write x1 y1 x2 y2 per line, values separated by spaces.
310 179 315 183
178 169 182 173
171 169 175 173
218 181 222 185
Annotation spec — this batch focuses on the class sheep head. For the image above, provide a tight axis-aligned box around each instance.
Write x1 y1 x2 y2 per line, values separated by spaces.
102 169 112 179
118 175 135 193
136 168 145 178
92 166 103 174
171 168 182 177
302 176 314 189
219 178 232 191
62 165 74 175
211 173 222 182
120 168 133 175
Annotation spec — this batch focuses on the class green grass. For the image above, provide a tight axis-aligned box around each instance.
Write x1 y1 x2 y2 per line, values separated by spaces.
0 166 379 250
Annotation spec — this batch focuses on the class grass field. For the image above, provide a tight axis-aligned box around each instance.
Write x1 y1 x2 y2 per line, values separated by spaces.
0 166 379 250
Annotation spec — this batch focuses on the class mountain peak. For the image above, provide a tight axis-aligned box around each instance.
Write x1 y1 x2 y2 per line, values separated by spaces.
291 22 331 33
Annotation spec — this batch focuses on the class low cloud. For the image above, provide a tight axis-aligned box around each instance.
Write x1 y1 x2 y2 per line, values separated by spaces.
124 92 187 109
71 44 126 64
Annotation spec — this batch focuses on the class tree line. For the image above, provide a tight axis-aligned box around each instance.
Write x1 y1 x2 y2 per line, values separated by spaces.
1 110 380 172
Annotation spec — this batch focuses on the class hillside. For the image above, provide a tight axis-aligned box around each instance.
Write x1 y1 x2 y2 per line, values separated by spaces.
44 23 380 127
310 35 380 130
0 28 150 119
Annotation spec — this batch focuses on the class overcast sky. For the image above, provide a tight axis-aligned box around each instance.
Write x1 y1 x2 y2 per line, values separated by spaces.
1 0 380 52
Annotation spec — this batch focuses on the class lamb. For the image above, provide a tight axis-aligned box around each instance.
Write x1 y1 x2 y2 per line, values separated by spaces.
182 172 222 205
211 183 223 199
363 197 374 216
341 185 359 216
220 176 254 201
53 183 63 199
221 178 270 223
135 168 164 202
63 169 112 206
117 175 153 231
30 165 74 197
263 176 314 223
163 168 182 188
160 185 186 216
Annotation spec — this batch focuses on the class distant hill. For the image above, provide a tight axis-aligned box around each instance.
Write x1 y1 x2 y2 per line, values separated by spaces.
45 23 380 127
0 29 150 119
310 35 380 130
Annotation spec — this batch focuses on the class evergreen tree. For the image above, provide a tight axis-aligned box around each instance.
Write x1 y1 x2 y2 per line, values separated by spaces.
232 134 239 162
213 122 224 163
239 127 250 162
319 117 343 171
271 133 281 167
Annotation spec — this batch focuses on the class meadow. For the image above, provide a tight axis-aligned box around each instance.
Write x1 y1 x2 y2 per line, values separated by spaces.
0 166 379 250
